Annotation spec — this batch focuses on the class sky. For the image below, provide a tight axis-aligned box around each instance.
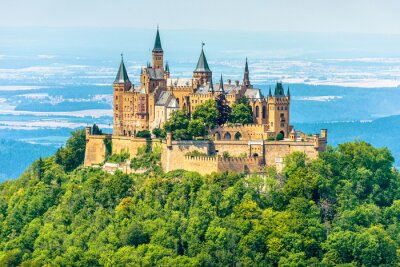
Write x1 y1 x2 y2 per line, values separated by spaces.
0 0 399 34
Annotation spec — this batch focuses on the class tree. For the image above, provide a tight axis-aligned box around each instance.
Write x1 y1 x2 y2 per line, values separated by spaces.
192 100 219 129
215 93 231 125
229 102 253 125
92 124 103 135
163 110 190 140
276 133 284 141
136 130 151 139
152 128 166 138
188 119 206 138
55 129 86 171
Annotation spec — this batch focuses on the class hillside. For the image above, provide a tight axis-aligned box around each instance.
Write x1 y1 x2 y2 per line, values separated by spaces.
0 131 400 266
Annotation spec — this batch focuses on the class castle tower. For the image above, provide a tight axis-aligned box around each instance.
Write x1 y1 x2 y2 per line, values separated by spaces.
193 43 212 86
267 82 290 138
164 61 170 79
152 26 164 70
113 54 131 136
243 58 252 88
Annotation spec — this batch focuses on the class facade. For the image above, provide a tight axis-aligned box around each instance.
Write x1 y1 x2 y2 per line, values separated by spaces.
84 28 328 175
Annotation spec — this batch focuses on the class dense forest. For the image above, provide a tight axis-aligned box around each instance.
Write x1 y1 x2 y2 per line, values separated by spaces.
1 130 400 266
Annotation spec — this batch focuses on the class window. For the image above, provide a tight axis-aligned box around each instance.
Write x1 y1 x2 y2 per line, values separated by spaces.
262 106 266 119
256 106 259 118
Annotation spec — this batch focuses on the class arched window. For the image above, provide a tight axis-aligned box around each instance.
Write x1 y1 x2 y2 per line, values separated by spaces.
235 132 241 140
256 106 259 118
215 132 221 140
262 106 266 119
224 132 231 140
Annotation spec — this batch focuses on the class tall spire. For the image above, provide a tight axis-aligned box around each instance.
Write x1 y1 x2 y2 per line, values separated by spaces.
219 74 224 93
153 25 163 52
114 54 130 84
243 57 251 87
268 87 272 97
194 42 211 73
208 77 214 93
287 87 290 97
165 61 170 72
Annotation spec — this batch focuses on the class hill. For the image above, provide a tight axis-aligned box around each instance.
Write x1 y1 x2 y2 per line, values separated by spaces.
0 130 400 266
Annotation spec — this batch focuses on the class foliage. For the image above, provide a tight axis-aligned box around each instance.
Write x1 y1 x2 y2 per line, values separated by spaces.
92 124 103 135
266 136 275 141
188 119 206 138
1 139 400 266
163 110 191 140
55 129 86 171
136 130 151 139
152 128 166 138
229 97 253 125
215 93 231 125
276 133 284 141
192 100 219 129
104 138 112 157
107 151 130 164
130 145 162 173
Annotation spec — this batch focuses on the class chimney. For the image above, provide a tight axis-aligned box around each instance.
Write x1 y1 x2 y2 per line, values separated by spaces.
227 79 231 85
235 80 239 86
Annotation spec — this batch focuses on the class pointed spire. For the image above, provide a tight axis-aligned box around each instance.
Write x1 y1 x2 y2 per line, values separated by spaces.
153 25 163 52
245 57 249 72
268 87 272 97
219 74 224 93
287 87 290 97
194 43 211 73
208 77 214 93
140 66 143 75
165 61 170 72
114 54 130 84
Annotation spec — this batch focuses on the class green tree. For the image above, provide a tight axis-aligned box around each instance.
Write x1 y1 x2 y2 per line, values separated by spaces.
164 110 190 140
188 119 206 138
136 130 151 139
192 100 219 129
55 129 86 171
215 93 231 125
92 124 103 135
229 97 253 124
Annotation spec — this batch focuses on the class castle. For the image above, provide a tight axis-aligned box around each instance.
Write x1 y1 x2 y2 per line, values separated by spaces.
84 28 328 175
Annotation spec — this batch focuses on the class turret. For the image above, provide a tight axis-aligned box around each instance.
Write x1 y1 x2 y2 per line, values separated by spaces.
243 58 252 88
113 54 131 136
193 42 212 86
267 82 290 137
164 61 170 79
152 26 164 70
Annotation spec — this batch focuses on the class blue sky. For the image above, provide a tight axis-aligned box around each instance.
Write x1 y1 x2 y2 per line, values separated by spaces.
0 0 399 34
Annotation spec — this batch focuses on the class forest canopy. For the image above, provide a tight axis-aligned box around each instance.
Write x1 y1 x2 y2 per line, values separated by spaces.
0 129 400 266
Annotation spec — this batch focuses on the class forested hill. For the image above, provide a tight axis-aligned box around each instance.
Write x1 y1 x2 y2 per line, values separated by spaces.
1 130 400 266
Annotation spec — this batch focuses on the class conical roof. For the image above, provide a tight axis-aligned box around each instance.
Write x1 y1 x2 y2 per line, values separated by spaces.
194 46 211 73
245 57 249 72
165 61 170 72
114 55 130 84
219 74 224 93
153 27 163 52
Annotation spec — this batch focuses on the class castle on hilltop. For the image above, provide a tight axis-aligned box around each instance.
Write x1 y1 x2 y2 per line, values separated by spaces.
84 28 328 175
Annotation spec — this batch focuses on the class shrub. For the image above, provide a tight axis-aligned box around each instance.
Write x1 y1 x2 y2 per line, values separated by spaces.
267 136 275 141
276 133 284 141
185 150 208 157
152 128 166 138
107 151 130 163
136 130 151 139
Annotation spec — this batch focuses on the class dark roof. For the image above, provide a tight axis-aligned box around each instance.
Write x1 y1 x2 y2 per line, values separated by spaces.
245 58 249 72
114 55 130 84
219 74 224 93
153 27 163 52
274 82 286 97
268 87 272 97
146 68 164 80
194 47 211 73
287 87 290 96
165 61 170 72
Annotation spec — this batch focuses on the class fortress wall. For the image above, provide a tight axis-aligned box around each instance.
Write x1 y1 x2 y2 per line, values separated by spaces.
84 134 109 166
112 136 149 158
264 142 318 166
161 141 211 173
209 124 268 140
217 157 261 173
213 140 249 156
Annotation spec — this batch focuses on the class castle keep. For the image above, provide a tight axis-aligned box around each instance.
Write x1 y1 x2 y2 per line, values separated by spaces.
84 28 328 175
